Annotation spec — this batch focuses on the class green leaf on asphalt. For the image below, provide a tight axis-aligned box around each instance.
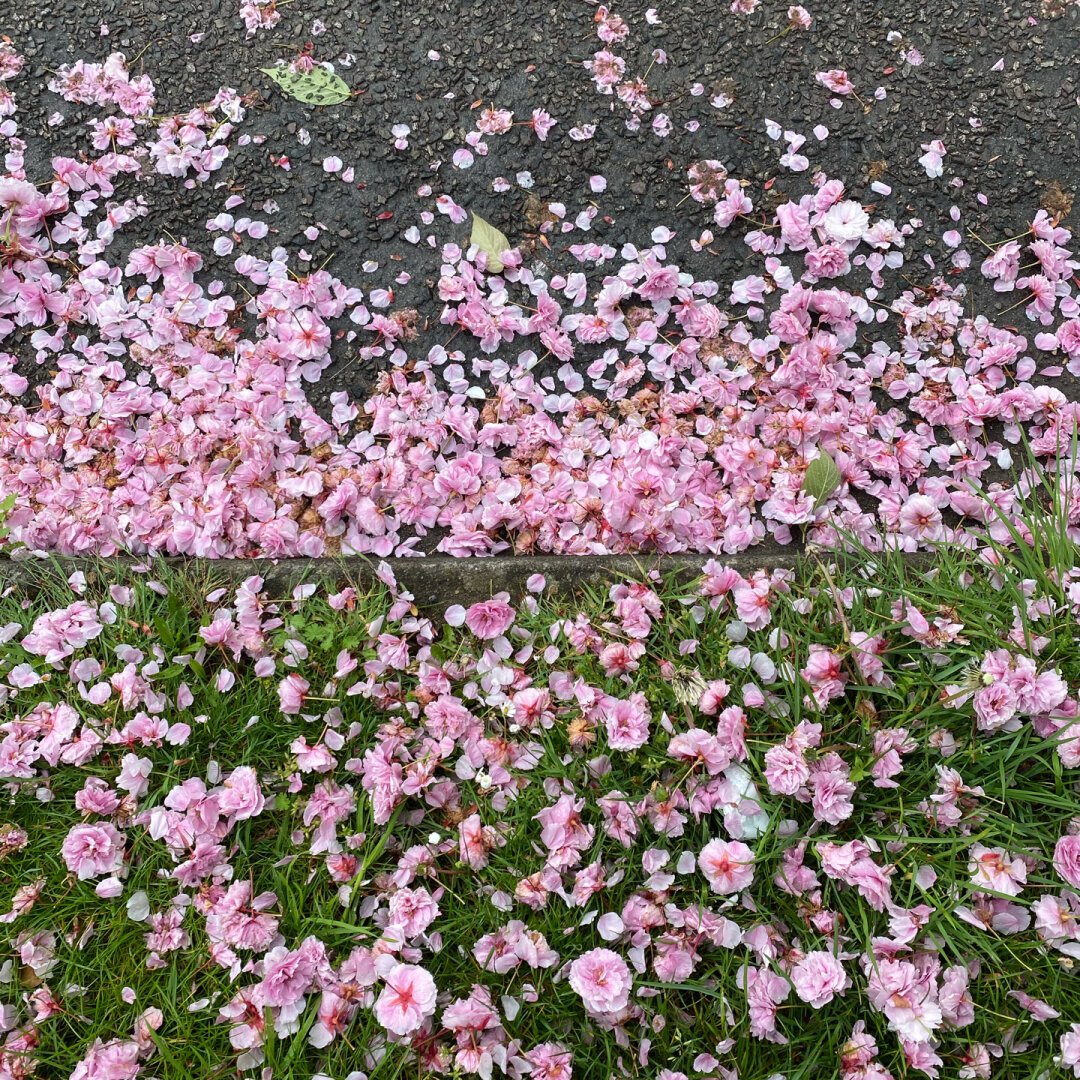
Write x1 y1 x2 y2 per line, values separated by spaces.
470 212 511 272
803 450 842 505
260 65 351 106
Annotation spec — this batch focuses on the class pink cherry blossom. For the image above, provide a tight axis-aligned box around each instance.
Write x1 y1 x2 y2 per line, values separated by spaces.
22 602 103 664
217 766 265 820
919 139 947 178
1060 1025 1080 1076
791 950 850 1008
387 886 441 938
278 674 310 715
972 842 1028 894
374 963 438 1035
815 69 854 94
568 947 632 1014
788 5 812 29
601 692 651 751
69 1038 142 1080
62 823 125 880
898 495 944 542
1054 835 1080 890
464 597 516 640
698 839 755 894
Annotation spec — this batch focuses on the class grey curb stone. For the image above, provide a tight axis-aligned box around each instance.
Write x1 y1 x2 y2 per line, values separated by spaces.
0 551 931 610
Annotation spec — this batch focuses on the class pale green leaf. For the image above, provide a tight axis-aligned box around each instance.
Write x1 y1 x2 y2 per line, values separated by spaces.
802 451 842 505
470 212 511 272
261 65 351 106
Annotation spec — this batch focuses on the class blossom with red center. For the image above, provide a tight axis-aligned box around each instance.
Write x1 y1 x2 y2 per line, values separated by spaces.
898 494 944 541
815 68 855 94
972 838 1028 898
698 838 755 894
374 963 438 1036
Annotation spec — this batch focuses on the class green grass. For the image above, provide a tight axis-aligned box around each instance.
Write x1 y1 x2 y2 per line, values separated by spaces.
2 482 1080 1078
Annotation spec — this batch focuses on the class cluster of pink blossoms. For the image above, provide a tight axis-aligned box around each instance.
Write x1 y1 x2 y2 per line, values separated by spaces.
444 102 557 173
584 5 677 135
239 0 281 36
0 37 1080 558
45 53 244 184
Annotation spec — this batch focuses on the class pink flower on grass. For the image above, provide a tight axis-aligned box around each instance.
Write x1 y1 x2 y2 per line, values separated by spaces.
866 958 943 1042
602 692 651 751
972 683 1018 732
22 601 103 663
464 596 516 640
62 823 125 880
218 766 265 820
1054 835 1080 890
810 762 856 825
698 839 755 894
1060 1024 1080 1075
278 673 309 715
525 1043 573 1080
791 950 850 1008
741 965 789 1040
668 729 731 775
763 744 809 795
972 842 1028 894
69 1038 141 1080
374 963 438 1035
387 886 441 938
568 947 632 1014
261 939 324 1010
801 645 847 707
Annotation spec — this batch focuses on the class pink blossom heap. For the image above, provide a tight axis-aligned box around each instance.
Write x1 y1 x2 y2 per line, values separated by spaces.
1 42 1080 562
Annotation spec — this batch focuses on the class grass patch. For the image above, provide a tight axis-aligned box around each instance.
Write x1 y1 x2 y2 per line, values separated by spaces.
1 516 1080 1078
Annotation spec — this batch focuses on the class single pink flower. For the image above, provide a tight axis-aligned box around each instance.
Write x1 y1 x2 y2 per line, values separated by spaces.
1060 1024 1080 1075
791 950 850 1008
464 597 516 640
973 683 1018 732
278 673 310 715
568 947 632 1014
69 1038 141 1080
218 766 265 821
387 886 440 938
374 963 438 1035
969 843 1028 896
898 494 944 542
62 823 125 880
698 839 755 894
815 68 854 94
601 692 651 751
1054 835 1080 890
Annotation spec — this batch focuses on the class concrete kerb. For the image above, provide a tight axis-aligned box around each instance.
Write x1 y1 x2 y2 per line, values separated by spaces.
0 551 934 611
